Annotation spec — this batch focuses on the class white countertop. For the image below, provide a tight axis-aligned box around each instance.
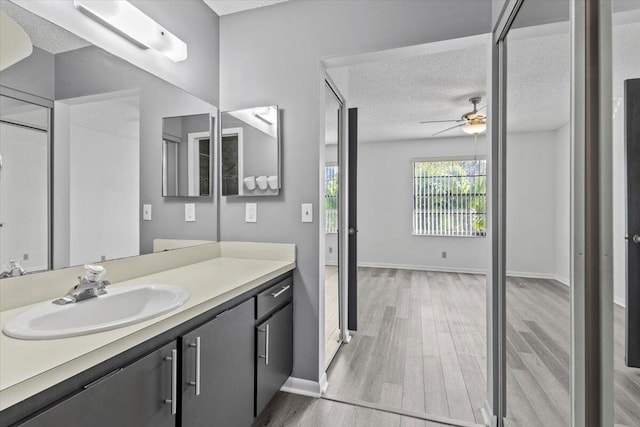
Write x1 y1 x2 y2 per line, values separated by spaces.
0 256 295 411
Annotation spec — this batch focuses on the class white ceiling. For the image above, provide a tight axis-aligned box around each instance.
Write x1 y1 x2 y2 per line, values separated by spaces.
203 0 290 16
0 0 90 54
336 12 639 143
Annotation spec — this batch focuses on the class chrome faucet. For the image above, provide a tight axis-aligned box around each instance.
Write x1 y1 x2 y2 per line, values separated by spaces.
53 264 111 305
0 259 26 279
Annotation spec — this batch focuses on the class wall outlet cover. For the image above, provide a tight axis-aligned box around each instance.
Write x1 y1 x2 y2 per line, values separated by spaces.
301 203 313 223
185 203 196 222
245 203 257 223
143 204 152 221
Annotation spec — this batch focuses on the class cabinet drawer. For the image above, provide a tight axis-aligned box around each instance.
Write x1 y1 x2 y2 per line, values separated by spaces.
256 277 292 319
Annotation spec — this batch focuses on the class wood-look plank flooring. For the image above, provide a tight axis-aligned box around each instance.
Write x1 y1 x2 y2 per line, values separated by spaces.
325 266 341 368
254 392 457 427
324 268 640 426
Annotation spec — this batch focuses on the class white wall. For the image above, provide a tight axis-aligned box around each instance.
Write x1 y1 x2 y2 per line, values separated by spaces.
0 123 48 271
68 99 140 266
506 130 559 278
612 98 626 307
355 129 572 281
358 136 489 272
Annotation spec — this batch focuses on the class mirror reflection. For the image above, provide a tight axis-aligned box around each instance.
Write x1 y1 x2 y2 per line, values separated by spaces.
0 96 50 273
221 106 280 196
0 1 219 277
162 114 214 197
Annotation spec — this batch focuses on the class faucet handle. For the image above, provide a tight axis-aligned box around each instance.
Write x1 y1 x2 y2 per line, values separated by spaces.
84 264 105 282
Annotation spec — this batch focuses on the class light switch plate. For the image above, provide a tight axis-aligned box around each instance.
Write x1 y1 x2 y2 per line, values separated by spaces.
301 203 313 223
185 203 196 222
245 203 257 223
143 204 152 221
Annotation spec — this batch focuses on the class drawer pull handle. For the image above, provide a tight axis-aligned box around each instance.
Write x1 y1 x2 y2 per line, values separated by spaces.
188 337 201 396
164 349 177 415
258 324 270 365
270 284 291 298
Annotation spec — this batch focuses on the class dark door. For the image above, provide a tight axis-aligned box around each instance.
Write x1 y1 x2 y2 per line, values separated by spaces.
255 302 293 416
625 78 640 368
19 342 176 427
348 108 358 331
181 298 255 427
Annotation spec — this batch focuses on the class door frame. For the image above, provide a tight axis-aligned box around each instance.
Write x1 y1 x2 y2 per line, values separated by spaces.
319 73 350 376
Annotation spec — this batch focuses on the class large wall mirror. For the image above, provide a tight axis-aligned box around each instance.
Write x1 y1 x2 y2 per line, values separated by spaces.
162 113 215 197
0 1 219 276
221 106 280 196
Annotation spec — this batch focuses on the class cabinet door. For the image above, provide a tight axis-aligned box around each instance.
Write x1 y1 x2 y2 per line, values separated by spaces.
181 298 255 427
18 341 177 427
255 302 293 416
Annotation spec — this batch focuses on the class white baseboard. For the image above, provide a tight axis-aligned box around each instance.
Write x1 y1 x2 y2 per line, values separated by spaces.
480 401 496 426
281 373 328 398
357 261 485 275
614 296 626 308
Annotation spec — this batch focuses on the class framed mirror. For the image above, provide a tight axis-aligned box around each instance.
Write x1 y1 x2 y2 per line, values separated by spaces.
221 105 280 196
162 113 214 197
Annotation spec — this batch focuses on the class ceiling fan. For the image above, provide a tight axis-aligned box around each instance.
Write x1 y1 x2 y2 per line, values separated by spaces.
421 96 487 136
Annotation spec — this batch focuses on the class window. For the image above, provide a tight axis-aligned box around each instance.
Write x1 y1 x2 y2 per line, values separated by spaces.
413 159 487 237
324 165 339 233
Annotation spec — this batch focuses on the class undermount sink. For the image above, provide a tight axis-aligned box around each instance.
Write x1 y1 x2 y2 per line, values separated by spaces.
3 285 191 340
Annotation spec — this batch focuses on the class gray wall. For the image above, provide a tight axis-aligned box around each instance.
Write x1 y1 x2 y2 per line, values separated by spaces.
223 115 278 178
128 0 220 105
0 46 54 101
220 0 491 383
55 46 218 256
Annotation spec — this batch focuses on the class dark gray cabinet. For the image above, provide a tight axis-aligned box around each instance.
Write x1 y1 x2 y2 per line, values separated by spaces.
181 298 255 427
7 272 294 427
19 341 177 427
255 302 293 416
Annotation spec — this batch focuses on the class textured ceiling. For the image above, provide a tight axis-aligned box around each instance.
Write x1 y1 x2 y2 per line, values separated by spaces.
341 13 639 143
203 0 290 16
343 42 488 142
0 0 90 54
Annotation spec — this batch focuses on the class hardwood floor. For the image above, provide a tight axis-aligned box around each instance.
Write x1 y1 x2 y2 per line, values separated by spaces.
324 268 640 426
254 392 457 427
325 266 341 368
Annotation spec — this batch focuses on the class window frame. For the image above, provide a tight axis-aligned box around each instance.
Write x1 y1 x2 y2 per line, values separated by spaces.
324 163 339 234
411 155 487 238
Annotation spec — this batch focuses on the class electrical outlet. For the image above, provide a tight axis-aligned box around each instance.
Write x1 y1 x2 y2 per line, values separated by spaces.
442 251 447 259
329 247 333 254
245 203 257 223
23 253 29 261
143 204 152 221
101 255 106 262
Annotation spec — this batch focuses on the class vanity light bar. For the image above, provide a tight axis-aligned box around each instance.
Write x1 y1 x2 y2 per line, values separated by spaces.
73 0 187 62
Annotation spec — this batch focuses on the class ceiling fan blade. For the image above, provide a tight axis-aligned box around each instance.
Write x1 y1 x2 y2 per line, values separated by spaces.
432 122 466 137
478 104 487 111
420 119 465 124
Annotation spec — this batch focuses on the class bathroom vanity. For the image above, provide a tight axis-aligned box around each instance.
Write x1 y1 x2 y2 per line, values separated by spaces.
0 242 295 427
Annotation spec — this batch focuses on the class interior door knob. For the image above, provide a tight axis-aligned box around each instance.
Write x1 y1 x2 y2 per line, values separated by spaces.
348 227 357 235
626 234 640 244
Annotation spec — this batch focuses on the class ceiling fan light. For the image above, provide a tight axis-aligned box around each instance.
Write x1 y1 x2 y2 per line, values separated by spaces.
462 122 486 135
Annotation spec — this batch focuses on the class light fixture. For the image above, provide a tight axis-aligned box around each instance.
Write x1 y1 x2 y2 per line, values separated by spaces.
253 107 277 125
0 11 33 71
73 0 187 62
461 119 486 135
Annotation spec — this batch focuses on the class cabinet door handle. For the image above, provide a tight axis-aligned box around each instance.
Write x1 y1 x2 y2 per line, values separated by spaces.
188 337 201 396
270 284 291 298
164 349 177 415
258 324 270 365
